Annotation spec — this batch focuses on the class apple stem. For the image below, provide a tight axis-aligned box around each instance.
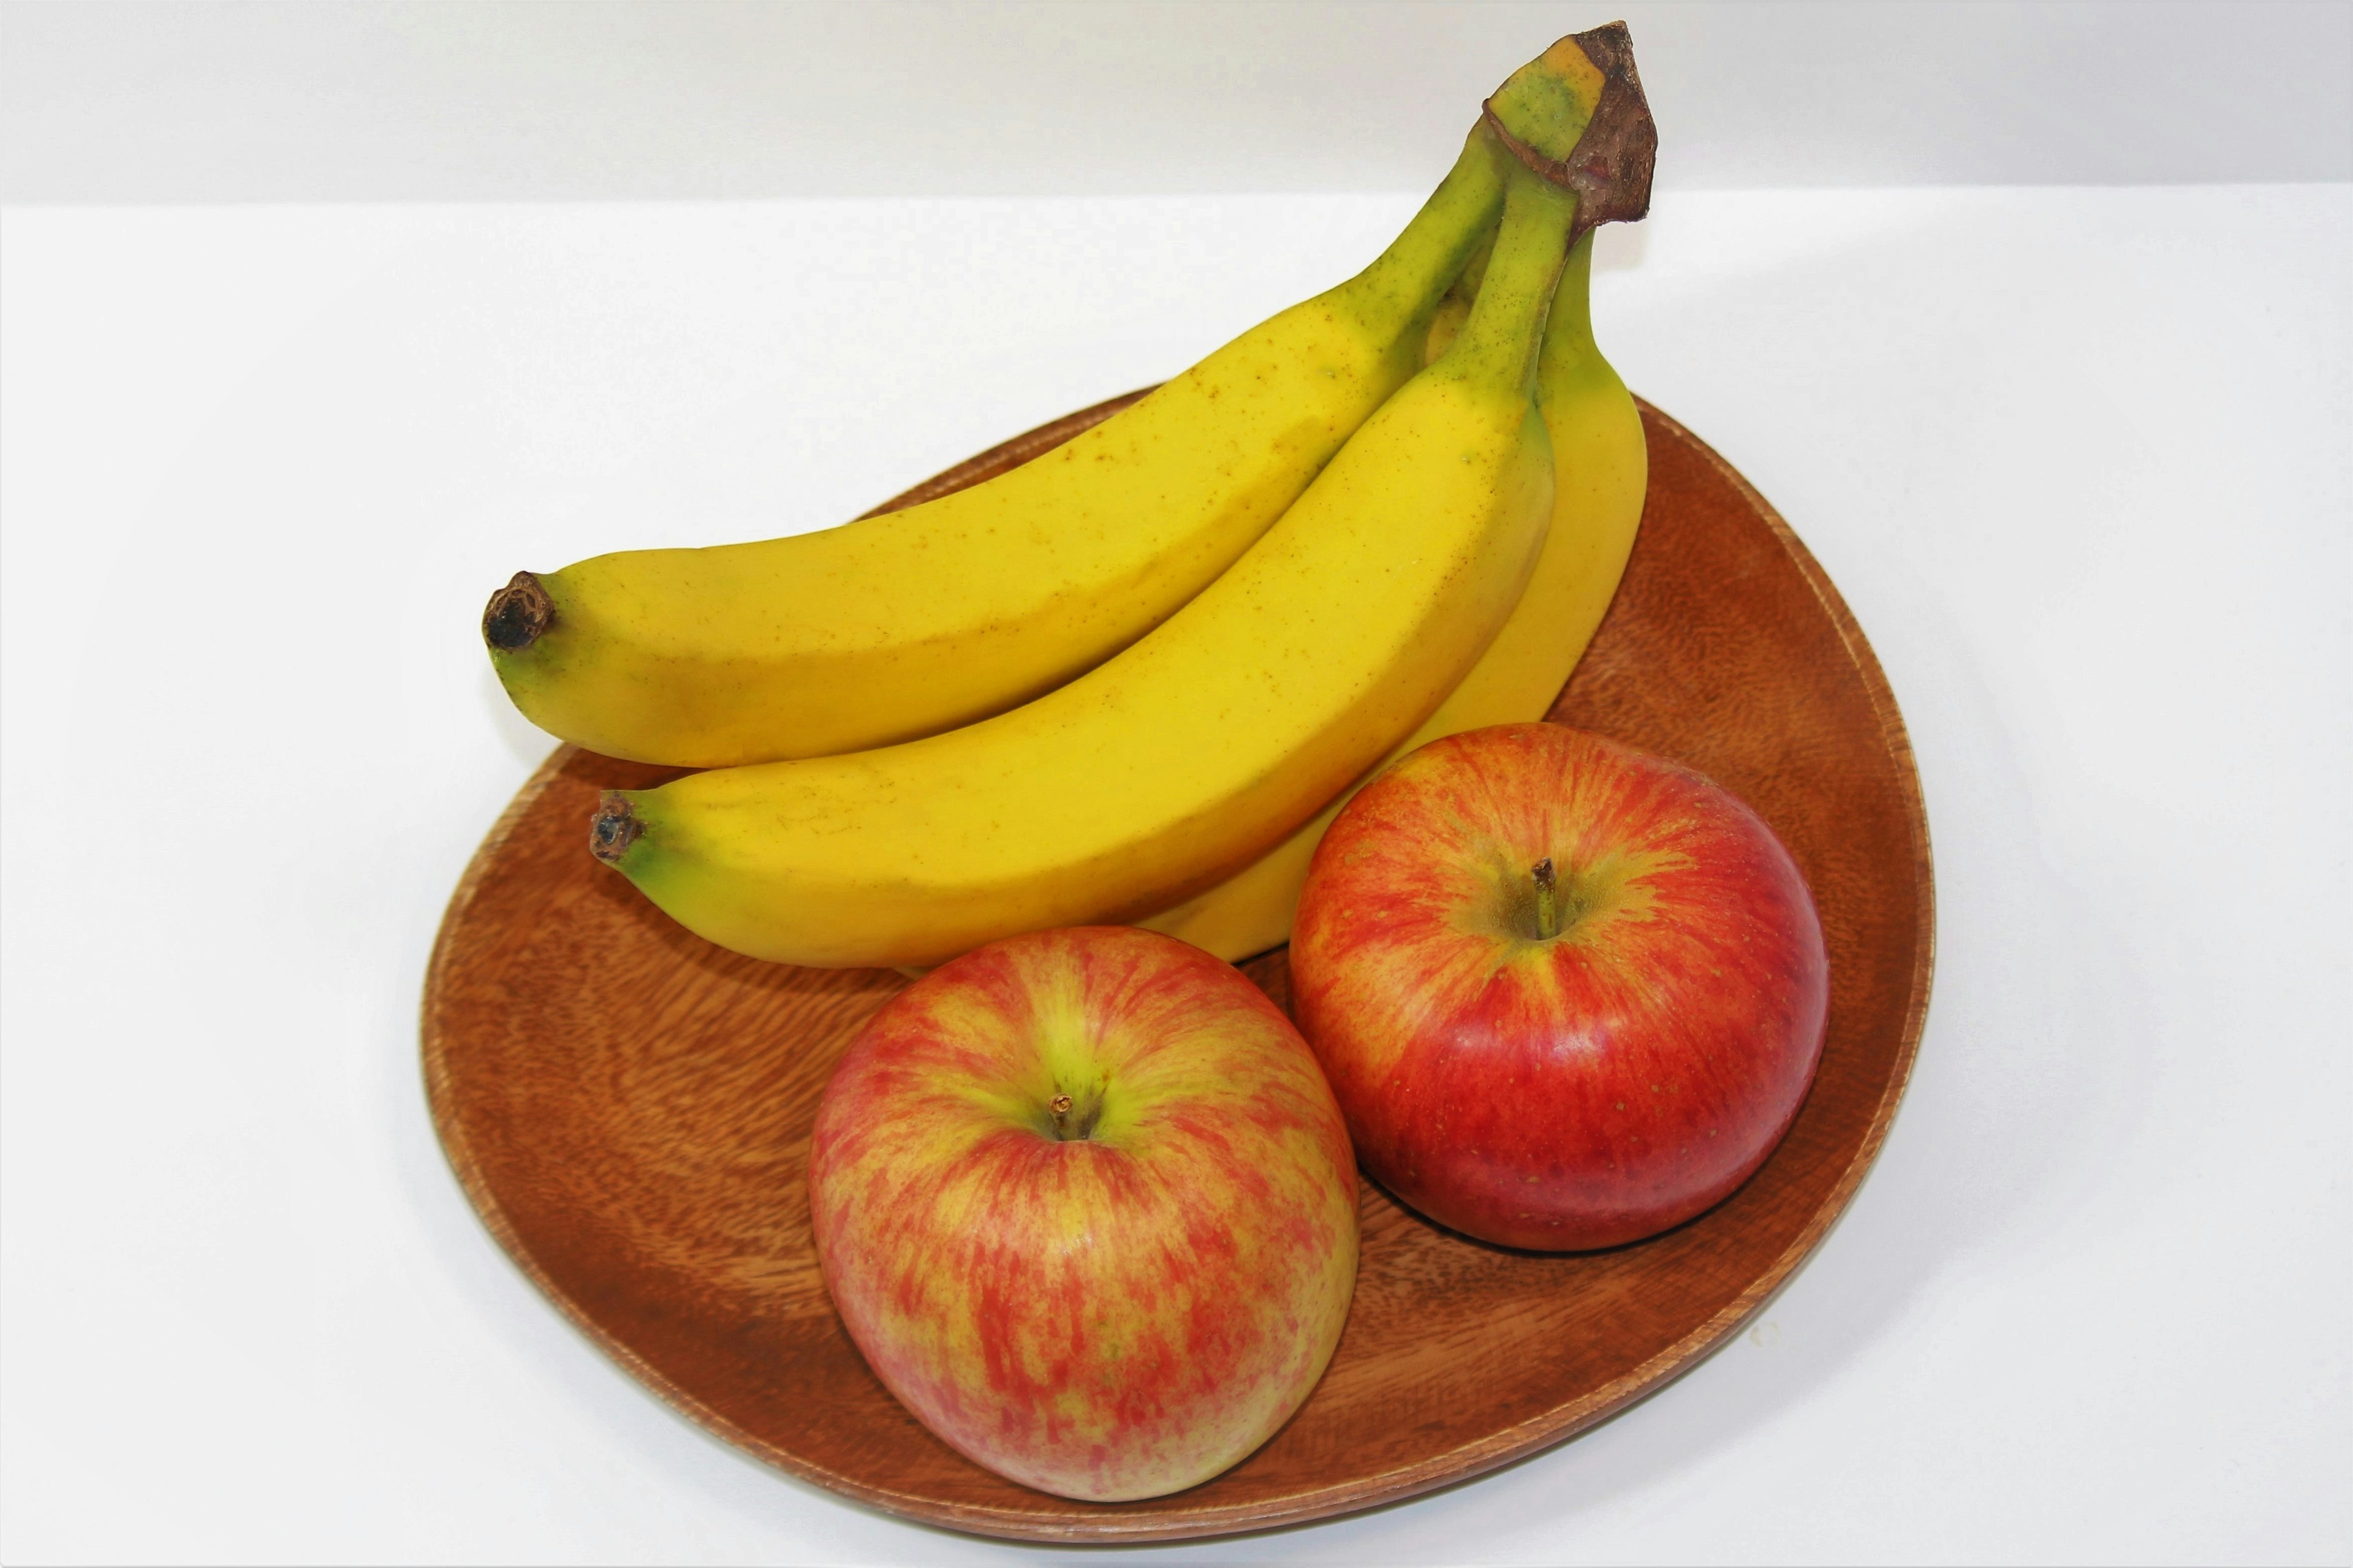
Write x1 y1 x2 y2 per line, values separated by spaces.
1042 1089 1104 1142
1533 857 1560 941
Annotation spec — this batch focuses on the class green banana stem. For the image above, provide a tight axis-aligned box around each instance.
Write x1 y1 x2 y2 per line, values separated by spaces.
1485 35 1606 164
1436 165 1580 396
1542 227 1601 364
1486 23 1656 248
1334 128 1508 336
1422 16 1653 380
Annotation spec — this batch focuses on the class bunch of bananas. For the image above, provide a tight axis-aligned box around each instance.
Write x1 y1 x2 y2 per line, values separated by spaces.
482 26 1655 971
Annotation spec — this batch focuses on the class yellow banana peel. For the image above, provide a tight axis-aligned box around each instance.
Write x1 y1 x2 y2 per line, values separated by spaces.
484 133 1516 767
589 165 1586 968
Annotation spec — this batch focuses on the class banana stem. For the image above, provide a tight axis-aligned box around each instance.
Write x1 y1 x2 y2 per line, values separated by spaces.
1337 128 1507 333
1439 165 1580 396
1482 23 1656 249
1545 229 1600 362
1532 857 1561 941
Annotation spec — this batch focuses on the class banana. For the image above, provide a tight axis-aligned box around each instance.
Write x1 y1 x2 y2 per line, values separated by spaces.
1134 23 1656 962
1135 225 1647 962
587 158 1588 969
482 132 1512 768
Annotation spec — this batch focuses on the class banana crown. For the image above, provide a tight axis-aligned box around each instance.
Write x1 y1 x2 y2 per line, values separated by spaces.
1488 37 1607 163
1484 23 1658 244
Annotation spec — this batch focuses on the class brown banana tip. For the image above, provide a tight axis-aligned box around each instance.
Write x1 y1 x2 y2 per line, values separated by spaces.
483 570 554 653
589 792 641 865
1485 21 1656 241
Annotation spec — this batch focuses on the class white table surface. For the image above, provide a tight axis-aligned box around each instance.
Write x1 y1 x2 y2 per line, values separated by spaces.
2 181 2346 1565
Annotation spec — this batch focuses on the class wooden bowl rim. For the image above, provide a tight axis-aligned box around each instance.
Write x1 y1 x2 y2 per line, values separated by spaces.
421 394 1934 1543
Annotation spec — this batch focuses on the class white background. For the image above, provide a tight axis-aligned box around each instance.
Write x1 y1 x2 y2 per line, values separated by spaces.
6 1 2352 200
3 4 2349 1565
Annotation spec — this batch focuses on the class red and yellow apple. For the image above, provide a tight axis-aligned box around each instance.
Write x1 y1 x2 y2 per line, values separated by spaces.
808 925 1358 1502
1290 722 1827 1251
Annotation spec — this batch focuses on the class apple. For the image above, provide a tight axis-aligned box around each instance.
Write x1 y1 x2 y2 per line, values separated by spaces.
1290 722 1827 1251
808 925 1358 1502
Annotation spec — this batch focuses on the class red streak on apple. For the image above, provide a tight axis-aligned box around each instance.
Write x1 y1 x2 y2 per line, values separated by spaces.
809 926 1358 1502
1292 723 1828 1251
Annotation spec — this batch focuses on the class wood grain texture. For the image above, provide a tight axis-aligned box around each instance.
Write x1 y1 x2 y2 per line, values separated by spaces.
422 393 1933 1543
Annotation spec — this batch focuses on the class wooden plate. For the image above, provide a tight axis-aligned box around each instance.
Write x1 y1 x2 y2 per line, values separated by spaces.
423 395 1933 1543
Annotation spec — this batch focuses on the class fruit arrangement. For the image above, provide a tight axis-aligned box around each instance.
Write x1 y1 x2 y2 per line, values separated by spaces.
472 23 1836 1509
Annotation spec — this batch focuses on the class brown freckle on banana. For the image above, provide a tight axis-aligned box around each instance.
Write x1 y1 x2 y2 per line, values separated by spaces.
483 570 553 652
589 792 640 865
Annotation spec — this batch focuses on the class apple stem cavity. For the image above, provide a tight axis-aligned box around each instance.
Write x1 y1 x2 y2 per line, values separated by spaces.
1532 857 1561 941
